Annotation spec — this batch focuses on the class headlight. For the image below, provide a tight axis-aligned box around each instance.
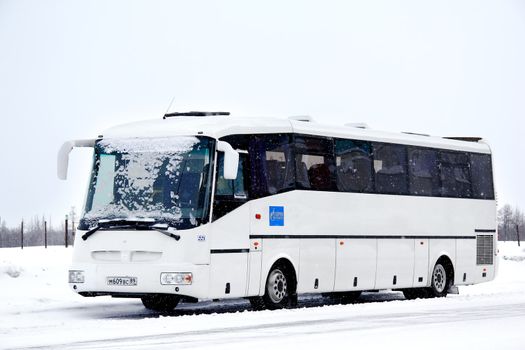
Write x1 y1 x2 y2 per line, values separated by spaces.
69 270 85 283
160 272 192 285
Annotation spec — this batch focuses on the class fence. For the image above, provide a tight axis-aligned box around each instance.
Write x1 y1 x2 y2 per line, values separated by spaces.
0 219 76 249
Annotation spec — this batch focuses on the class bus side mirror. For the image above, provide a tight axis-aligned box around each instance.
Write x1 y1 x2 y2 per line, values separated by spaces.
216 141 239 180
57 139 96 180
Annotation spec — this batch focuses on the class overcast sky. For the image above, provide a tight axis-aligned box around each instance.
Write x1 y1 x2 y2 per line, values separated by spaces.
1 0 524 226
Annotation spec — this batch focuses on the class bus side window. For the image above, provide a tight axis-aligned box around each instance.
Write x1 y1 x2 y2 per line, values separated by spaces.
439 151 472 198
335 139 373 193
249 134 295 198
408 147 440 196
294 135 336 191
469 153 494 199
372 143 409 195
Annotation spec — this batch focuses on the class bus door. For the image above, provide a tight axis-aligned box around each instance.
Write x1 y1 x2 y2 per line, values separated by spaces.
209 152 251 298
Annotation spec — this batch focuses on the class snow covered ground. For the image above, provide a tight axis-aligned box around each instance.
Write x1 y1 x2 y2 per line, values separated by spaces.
2 242 525 350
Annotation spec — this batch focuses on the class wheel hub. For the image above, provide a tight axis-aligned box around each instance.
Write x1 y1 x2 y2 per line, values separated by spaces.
433 264 447 293
267 269 287 303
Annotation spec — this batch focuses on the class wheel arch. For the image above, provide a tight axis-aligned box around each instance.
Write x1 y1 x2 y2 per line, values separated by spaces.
430 253 455 287
259 254 298 296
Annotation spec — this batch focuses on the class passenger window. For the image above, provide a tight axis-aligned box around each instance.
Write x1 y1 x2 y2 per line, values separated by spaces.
372 143 408 195
335 139 373 192
249 134 295 198
408 147 440 196
469 153 494 199
294 136 336 191
439 151 471 198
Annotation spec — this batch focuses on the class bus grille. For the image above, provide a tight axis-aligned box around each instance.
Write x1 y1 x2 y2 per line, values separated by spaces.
476 235 494 265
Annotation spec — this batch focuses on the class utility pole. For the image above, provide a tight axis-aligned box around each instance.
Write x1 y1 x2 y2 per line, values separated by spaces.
517 224 521 247
65 215 69 248
20 220 24 249
44 220 48 249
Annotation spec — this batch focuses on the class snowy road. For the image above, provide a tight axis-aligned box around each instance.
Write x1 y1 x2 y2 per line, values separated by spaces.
17 296 525 350
2 243 525 350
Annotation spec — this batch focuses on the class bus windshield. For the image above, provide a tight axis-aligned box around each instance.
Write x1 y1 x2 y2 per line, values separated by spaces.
79 136 214 230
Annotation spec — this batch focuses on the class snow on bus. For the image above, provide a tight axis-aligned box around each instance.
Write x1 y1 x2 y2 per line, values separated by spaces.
58 112 497 311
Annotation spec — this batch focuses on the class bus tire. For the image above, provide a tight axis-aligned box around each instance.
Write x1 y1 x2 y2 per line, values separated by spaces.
428 259 453 298
260 263 297 310
141 294 180 312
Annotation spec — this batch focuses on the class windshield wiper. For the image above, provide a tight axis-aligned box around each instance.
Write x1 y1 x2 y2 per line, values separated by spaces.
81 219 180 241
151 223 181 241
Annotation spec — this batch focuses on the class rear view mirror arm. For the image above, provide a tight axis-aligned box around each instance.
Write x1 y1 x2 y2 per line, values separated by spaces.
57 139 96 180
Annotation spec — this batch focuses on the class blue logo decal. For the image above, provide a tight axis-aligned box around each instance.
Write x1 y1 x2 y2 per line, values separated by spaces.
269 206 284 226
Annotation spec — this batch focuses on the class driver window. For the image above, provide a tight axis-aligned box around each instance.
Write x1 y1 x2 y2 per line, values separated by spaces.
213 152 248 221
216 153 247 198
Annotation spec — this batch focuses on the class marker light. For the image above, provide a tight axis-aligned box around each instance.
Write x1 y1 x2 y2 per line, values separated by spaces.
69 270 85 283
160 272 193 285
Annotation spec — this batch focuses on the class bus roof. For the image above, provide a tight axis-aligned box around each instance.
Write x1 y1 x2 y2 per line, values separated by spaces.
101 115 491 154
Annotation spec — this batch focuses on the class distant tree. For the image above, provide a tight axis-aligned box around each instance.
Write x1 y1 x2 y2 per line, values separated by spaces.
498 204 514 241
513 207 524 246
0 216 4 247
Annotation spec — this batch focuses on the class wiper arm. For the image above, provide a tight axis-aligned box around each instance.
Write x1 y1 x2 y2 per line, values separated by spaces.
151 223 181 241
82 225 102 241
81 218 156 241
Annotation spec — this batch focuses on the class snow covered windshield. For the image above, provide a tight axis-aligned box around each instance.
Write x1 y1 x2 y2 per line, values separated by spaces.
79 136 214 230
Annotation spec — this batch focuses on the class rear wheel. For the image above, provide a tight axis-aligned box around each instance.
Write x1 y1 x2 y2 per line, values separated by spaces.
141 294 180 312
428 262 450 298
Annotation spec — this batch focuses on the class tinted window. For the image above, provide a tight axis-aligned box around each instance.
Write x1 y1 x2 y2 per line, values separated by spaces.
335 139 373 192
294 135 336 191
249 134 295 198
220 134 250 151
408 147 440 196
213 136 250 221
215 153 248 198
372 143 408 195
470 153 494 199
439 151 471 198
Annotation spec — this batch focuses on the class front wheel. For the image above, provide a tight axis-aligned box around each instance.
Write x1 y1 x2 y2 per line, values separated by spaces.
250 265 297 310
141 294 180 312
265 268 289 307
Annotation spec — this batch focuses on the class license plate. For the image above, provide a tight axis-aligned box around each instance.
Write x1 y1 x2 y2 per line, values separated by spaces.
107 276 137 286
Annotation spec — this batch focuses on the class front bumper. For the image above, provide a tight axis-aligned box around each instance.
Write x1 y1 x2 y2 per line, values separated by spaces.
69 263 210 299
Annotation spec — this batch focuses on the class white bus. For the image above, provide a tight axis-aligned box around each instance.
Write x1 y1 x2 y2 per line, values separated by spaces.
59 112 497 311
